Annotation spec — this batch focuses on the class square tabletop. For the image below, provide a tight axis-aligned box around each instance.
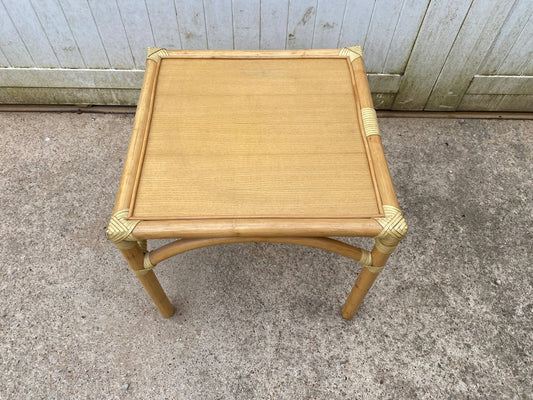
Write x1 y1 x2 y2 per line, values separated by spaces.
115 48 395 238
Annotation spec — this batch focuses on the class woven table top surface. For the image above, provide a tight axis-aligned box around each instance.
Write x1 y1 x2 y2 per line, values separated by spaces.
129 56 383 220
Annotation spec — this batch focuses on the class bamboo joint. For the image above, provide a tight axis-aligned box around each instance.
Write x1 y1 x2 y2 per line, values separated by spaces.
147 47 168 62
361 107 381 137
107 209 142 250
374 205 408 255
133 253 156 276
339 45 363 61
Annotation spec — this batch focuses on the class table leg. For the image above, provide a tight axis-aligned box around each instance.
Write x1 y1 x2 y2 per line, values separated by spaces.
120 244 175 318
341 244 393 320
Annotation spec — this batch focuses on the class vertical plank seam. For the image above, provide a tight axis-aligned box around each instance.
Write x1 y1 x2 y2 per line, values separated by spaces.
28 0 61 66
258 0 262 50
143 0 156 48
423 0 475 110
115 0 136 68
311 0 319 48
390 0 430 108
201 0 209 49
363 0 377 51
284 0 291 50
86 0 112 67
231 0 235 49
172 0 183 49
496 12 532 73
0 2 32 66
382 0 406 74
336 0 348 48
0 46 10 67
453 0 515 109
57 0 87 68
477 0 518 73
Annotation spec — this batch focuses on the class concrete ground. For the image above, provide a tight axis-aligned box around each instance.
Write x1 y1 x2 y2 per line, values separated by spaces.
0 112 531 399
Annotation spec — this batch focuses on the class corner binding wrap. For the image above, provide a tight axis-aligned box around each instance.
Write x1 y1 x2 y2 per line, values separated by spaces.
107 209 142 250
361 107 380 137
133 253 157 276
339 45 363 62
374 205 408 255
147 47 168 62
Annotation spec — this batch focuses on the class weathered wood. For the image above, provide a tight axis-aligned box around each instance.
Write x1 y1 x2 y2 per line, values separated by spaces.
0 87 140 105
362 0 403 72
496 17 533 75
204 0 234 49
233 0 260 50
115 0 155 68
312 0 346 49
338 0 374 48
459 94 533 113
0 0 530 110
392 0 473 110
0 4 33 67
478 0 533 75
0 68 144 89
467 75 533 95
425 0 516 111
383 0 430 74
286 0 317 49
2 0 58 67
28 0 85 68
145 0 182 50
260 0 289 49
174 0 207 49
86 0 135 68
59 0 110 68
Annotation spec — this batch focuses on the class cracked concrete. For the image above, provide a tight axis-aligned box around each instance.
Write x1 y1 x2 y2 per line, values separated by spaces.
0 112 531 399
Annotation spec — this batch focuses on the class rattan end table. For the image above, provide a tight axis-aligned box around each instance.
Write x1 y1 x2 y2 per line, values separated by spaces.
107 46 407 319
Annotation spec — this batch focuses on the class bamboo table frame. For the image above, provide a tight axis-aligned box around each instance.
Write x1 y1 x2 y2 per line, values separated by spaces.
107 46 407 319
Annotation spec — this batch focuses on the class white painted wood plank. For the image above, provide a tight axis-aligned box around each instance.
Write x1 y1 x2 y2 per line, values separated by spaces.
466 75 533 95
458 94 504 111
174 0 207 49
383 0 429 73
232 0 259 50
87 0 135 69
59 0 110 68
0 68 144 89
312 0 345 49
0 2 33 67
496 95 533 111
459 94 533 112
116 0 155 68
367 74 401 93
371 93 395 109
0 87 140 105
479 0 533 74
426 0 516 111
204 0 234 49
286 0 317 49
0 47 10 67
260 0 289 49
338 0 374 48
29 0 85 68
363 0 403 72
392 0 473 110
496 17 533 75
145 0 182 49
3 0 58 67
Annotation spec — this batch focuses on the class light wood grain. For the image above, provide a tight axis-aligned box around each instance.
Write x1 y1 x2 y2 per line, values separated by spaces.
149 237 366 265
130 57 381 220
